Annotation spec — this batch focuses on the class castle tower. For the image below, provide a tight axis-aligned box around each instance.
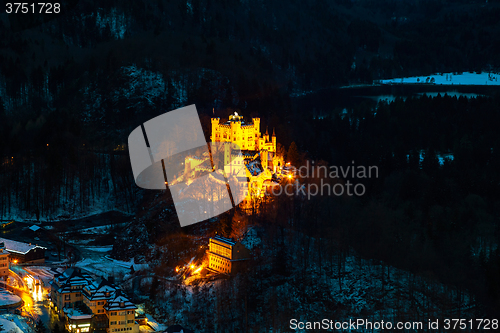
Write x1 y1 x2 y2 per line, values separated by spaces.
230 119 242 145
211 118 220 141
252 118 260 136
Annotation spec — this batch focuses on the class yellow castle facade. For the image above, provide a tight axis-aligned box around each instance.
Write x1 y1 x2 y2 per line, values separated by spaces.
210 112 278 171
210 112 282 203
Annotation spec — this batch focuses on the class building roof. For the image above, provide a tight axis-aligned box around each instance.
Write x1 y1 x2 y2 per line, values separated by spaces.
231 150 259 159
52 268 137 316
212 235 236 246
63 307 92 320
0 237 46 255
28 225 41 232
245 160 263 176
83 277 117 301
104 293 137 311
50 268 93 294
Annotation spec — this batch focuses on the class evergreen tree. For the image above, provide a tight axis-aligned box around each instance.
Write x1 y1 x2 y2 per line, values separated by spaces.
218 210 233 238
35 319 46 333
51 323 62 333
286 141 300 167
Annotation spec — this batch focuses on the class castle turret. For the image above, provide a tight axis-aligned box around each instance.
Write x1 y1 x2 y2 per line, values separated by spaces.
272 128 276 152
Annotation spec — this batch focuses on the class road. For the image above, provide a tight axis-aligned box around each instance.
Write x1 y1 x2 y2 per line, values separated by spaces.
9 266 53 329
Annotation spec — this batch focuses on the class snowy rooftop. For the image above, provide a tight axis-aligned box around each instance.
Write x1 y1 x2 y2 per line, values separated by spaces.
28 225 41 232
245 160 263 176
0 237 46 255
105 294 137 311
53 269 137 311
212 235 236 246
63 307 92 320
231 150 259 159
83 278 117 301
52 268 93 293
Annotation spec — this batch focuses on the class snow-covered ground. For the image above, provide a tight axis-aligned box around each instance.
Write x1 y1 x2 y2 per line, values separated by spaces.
24 266 59 286
75 255 149 281
145 314 167 332
81 246 114 252
0 315 32 333
0 290 21 307
407 150 454 166
361 92 483 105
381 71 500 85
144 225 475 332
240 227 261 250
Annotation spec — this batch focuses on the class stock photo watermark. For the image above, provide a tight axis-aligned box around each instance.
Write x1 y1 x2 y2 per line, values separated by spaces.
271 160 379 199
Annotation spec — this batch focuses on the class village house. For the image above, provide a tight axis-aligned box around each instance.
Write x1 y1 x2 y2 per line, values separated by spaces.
105 294 139 333
0 237 46 264
50 268 93 312
50 268 139 333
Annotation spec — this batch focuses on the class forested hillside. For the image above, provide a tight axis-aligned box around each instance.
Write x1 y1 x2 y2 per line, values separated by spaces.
1 0 500 330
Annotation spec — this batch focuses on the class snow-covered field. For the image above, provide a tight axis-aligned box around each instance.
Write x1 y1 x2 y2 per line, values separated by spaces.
381 71 500 85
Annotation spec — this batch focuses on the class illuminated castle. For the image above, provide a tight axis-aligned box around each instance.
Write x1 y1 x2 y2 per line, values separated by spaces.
210 112 282 201
210 112 280 172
